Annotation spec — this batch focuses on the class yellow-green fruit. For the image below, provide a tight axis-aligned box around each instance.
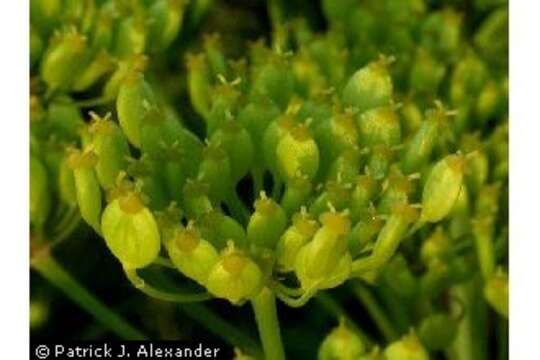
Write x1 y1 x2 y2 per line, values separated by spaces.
317 323 365 360
101 193 160 270
247 192 287 249
206 247 263 304
276 210 319 272
116 73 159 148
40 31 88 91
418 313 458 350
295 211 352 290
420 154 465 223
69 149 102 233
276 124 320 181
318 322 365 360
343 59 393 113
384 333 429 360
164 225 219 285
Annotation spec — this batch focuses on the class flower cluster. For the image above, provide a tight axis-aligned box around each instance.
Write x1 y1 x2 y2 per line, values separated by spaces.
30 0 508 358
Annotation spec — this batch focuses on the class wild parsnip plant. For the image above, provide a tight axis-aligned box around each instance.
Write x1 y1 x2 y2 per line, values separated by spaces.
30 0 508 359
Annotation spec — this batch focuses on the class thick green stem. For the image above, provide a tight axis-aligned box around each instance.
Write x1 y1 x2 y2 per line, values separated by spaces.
32 254 147 340
251 287 286 360
180 304 263 358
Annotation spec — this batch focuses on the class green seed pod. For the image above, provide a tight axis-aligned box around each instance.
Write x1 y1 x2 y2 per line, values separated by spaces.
30 298 49 330
276 123 320 182
409 47 446 95
310 180 352 217
61 0 86 25
308 31 349 88
356 106 401 147
127 155 169 211
238 98 281 159
352 204 419 275
30 155 51 230
326 148 361 185
347 9 379 65
378 171 415 215
418 313 458 351
349 175 378 222
58 155 77 207
280 174 313 216
101 191 161 270
292 50 328 97
207 84 242 136
46 98 84 142
250 53 295 110
399 100 423 138
484 268 508 318
318 321 365 360
30 0 61 34
73 50 115 92
90 4 115 50
262 113 297 176
295 211 352 290
30 26 44 68
203 34 228 78
347 215 384 257
297 96 333 127
474 8 508 68
420 9 462 62
276 209 319 272
79 0 97 34
116 72 158 147
68 149 102 233
186 53 213 121
164 223 219 285
461 134 489 193
401 106 447 174
342 58 393 113
313 110 359 174
384 332 429 360
40 29 89 91
419 154 465 224
103 54 148 101
113 16 147 58
247 192 287 249
475 80 505 124
147 0 186 52
182 180 213 219
210 121 255 184
488 121 508 181
366 144 394 180
198 209 247 250
420 227 451 267
88 114 130 190
449 50 489 108
197 143 232 203
206 244 263 304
